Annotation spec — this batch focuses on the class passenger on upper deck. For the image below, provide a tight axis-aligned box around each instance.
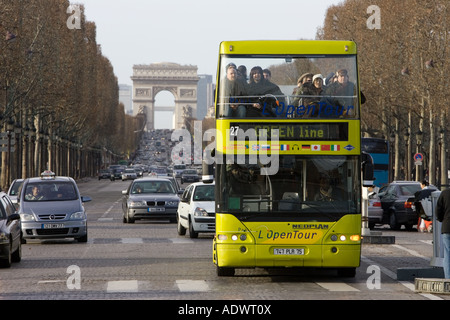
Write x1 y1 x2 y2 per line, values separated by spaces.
292 73 313 108
300 74 324 117
220 63 248 118
246 66 284 117
322 69 357 116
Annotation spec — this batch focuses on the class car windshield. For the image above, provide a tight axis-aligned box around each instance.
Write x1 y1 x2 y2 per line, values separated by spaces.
193 185 215 201
216 154 361 222
183 170 197 174
24 182 78 202
131 181 175 194
9 180 23 195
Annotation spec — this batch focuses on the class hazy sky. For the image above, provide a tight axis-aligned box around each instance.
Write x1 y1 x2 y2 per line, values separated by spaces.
82 0 344 86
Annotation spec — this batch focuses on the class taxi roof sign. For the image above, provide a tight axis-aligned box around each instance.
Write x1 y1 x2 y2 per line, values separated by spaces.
40 170 56 179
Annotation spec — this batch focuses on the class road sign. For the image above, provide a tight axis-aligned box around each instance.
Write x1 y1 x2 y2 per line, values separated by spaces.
0 147 15 152
414 153 423 166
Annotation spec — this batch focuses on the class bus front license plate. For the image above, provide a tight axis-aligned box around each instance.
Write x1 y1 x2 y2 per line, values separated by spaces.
273 248 304 255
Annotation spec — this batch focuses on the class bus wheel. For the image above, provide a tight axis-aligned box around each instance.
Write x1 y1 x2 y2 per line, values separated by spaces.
337 267 356 277
217 266 235 277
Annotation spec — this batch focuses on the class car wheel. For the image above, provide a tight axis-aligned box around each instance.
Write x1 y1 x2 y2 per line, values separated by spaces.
177 215 186 236
389 212 401 230
126 212 135 224
77 233 88 243
189 217 198 238
0 241 12 268
11 238 21 262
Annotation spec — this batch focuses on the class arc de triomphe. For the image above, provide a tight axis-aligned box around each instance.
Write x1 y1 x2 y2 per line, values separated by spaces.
131 62 200 130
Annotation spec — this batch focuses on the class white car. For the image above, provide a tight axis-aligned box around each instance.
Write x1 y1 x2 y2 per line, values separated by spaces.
121 168 137 181
177 182 215 238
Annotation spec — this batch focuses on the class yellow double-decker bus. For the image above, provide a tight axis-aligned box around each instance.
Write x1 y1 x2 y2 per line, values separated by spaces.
210 40 373 277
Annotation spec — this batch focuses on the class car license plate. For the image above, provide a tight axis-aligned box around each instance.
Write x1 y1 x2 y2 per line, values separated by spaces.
148 207 165 212
273 248 304 255
42 223 64 229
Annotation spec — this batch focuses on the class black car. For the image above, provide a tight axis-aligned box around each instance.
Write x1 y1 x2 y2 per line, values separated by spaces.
0 192 22 267
379 181 422 230
180 169 199 184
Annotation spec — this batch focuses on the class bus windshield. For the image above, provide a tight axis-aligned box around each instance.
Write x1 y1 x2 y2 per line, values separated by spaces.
216 155 361 222
217 54 359 119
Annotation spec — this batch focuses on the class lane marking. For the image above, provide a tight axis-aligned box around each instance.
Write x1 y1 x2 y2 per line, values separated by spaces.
316 282 359 292
361 255 443 300
170 238 195 244
176 280 209 292
121 238 144 244
392 244 429 260
106 280 138 293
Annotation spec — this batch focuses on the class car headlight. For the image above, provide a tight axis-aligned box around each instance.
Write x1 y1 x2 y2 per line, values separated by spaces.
0 232 8 241
70 211 86 220
129 200 147 207
194 207 209 217
20 213 36 221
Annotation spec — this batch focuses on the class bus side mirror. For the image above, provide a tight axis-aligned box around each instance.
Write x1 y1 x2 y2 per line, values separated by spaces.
362 151 375 187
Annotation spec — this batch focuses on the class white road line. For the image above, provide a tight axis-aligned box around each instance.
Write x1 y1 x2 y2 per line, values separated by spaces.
361 255 443 300
316 282 359 292
106 280 139 293
176 280 209 292
121 238 144 244
98 200 120 221
170 238 195 244
392 244 430 260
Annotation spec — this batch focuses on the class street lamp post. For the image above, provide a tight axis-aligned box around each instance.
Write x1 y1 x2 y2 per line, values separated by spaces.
416 129 423 182
404 129 411 180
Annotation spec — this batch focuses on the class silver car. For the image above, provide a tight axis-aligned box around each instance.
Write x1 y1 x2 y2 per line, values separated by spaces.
122 177 179 223
18 171 91 242
368 192 383 229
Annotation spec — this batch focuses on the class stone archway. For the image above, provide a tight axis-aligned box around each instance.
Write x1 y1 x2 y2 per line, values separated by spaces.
131 62 199 130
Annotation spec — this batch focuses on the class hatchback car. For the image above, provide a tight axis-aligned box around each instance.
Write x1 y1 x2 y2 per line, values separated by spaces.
379 181 422 230
122 177 179 223
18 171 92 242
180 169 200 184
0 192 22 267
177 182 215 238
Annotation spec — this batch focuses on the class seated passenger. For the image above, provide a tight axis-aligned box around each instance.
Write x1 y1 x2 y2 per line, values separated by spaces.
314 175 341 201
300 74 324 117
246 66 284 117
220 63 248 118
322 69 356 116
292 73 313 108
